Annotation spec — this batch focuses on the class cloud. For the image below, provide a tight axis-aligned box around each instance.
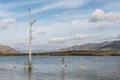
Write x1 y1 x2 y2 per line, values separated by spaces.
0 1 43 10
0 18 16 27
114 34 120 39
0 1 44 18
0 11 12 18
35 31 46 34
33 28 47 34
41 0 88 11
49 34 93 43
89 9 120 22
98 33 120 42
1 0 120 51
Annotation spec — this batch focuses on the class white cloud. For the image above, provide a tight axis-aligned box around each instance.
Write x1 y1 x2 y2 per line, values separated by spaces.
1 0 120 51
0 1 44 18
99 34 120 41
115 35 120 39
41 0 88 11
90 9 120 22
36 31 46 34
101 0 120 12
0 18 16 27
0 11 12 17
0 1 43 10
49 34 93 43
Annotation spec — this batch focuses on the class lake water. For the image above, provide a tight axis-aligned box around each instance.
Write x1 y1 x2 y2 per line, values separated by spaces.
0 56 120 80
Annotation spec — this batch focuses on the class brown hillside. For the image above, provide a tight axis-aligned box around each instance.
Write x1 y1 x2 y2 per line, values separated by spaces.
0 45 19 54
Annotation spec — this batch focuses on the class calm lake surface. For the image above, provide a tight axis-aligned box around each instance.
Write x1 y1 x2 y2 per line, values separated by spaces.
0 56 120 80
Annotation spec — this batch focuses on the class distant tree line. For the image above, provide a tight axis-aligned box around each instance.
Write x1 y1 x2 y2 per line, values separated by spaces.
0 50 120 56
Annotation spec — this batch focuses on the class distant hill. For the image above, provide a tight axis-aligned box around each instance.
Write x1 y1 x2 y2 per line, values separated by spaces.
0 45 20 54
99 41 120 50
60 40 120 51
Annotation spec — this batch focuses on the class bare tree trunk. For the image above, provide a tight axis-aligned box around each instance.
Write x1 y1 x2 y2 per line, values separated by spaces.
28 8 32 70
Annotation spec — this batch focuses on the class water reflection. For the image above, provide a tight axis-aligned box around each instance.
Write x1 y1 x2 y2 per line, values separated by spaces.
61 56 65 80
61 66 65 80
28 69 32 80
0 56 120 80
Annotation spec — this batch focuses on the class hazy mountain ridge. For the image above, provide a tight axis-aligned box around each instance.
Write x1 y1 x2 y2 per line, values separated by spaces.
0 40 120 54
61 40 120 51
99 41 120 50
0 45 19 54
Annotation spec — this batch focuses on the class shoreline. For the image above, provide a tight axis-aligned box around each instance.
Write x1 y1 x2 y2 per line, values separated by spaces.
0 50 120 56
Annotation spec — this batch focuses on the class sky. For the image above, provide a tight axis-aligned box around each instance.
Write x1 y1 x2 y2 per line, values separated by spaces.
0 0 120 51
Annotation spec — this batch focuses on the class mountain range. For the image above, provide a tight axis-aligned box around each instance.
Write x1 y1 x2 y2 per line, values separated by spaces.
60 40 120 51
0 40 120 54
0 45 19 54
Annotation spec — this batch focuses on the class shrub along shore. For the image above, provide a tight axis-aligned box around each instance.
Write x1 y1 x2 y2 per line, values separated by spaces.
0 50 120 56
